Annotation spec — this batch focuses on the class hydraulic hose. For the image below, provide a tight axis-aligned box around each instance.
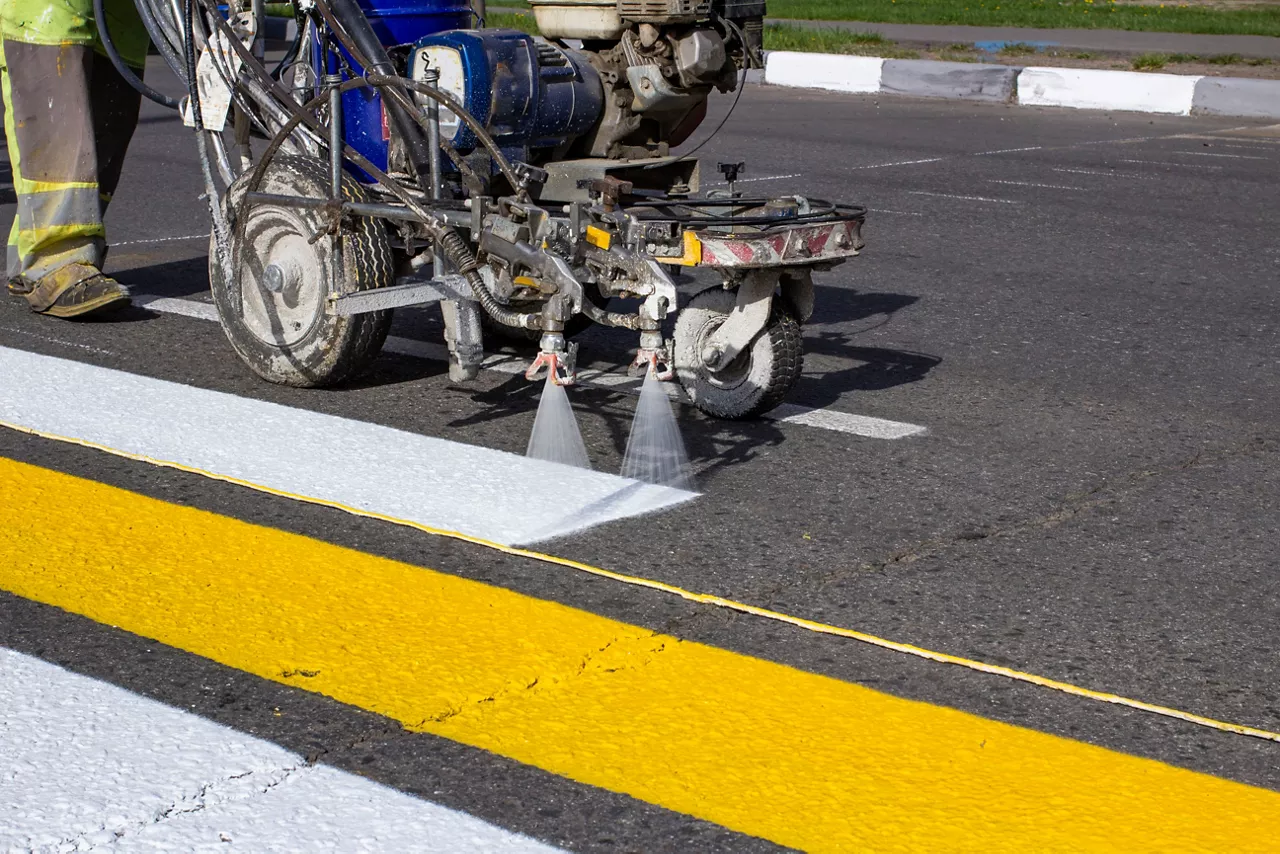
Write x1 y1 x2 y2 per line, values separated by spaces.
437 229 540 330
132 0 190 86
96 0 181 108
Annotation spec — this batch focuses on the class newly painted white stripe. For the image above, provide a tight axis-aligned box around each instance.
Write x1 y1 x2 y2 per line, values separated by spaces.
0 346 695 545
1017 67 1200 116
765 51 884 94
0 649 560 853
908 190 1019 205
133 295 930 441
988 180 1084 191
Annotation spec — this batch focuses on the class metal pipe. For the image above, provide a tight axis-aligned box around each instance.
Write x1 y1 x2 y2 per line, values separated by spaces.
423 68 446 278
325 73 344 200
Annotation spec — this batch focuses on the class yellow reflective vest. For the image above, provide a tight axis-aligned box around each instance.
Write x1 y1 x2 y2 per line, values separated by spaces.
0 0 149 67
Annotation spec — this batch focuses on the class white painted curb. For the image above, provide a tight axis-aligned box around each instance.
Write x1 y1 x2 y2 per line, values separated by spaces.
1016 66 1201 115
765 51 884 93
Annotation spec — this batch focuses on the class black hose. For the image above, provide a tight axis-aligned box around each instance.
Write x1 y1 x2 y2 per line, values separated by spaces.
318 0 437 192
132 0 190 86
437 229 540 330
96 0 181 108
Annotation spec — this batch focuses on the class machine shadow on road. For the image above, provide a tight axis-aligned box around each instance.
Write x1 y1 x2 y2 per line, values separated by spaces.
795 286 942 409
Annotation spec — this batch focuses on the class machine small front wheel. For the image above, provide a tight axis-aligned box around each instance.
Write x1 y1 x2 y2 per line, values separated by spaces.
210 155 393 387
673 287 804 419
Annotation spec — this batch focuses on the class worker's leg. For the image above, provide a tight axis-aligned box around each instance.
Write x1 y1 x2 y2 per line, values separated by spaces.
1 38 129 315
91 52 144 218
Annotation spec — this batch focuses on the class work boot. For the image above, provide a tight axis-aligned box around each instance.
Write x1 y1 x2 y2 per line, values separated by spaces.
6 275 34 297
25 262 131 318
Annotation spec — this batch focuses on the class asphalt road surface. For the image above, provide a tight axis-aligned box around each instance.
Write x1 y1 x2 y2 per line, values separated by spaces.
3 63 1280 850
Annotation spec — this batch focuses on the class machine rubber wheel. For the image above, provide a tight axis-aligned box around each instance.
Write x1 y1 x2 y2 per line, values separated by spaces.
674 287 804 419
210 155 393 387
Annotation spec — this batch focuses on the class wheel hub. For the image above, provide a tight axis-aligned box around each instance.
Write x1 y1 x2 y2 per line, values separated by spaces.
236 207 328 348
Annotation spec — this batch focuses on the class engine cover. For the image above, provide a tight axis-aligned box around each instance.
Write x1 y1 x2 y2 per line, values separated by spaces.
409 30 604 162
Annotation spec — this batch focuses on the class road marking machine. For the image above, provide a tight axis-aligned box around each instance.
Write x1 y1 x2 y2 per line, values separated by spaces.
113 0 865 418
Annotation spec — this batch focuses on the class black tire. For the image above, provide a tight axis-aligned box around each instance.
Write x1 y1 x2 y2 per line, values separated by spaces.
673 287 804 419
210 155 393 387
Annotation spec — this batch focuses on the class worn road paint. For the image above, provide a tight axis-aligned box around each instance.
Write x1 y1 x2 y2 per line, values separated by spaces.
132 295 931 440
0 346 695 546
908 190 1020 205
0 650 560 852
2 459 1277 852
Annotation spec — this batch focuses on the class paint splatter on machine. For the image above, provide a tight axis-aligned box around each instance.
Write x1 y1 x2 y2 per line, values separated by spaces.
120 0 866 418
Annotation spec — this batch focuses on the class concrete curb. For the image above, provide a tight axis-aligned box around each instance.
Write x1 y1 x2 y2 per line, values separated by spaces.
881 59 1017 103
759 50 1280 119
1192 76 1280 118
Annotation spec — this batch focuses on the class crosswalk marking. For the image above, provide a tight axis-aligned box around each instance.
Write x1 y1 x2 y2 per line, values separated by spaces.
0 346 695 546
0 649 560 852
3 458 1277 852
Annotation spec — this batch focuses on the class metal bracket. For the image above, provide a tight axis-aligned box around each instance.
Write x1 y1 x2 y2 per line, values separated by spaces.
702 270 776 370
327 273 475 315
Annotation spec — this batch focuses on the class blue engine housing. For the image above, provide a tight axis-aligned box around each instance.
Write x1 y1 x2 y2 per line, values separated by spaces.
317 0 473 177
408 29 604 166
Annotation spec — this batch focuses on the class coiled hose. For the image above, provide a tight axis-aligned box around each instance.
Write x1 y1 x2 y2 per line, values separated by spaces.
436 229 540 330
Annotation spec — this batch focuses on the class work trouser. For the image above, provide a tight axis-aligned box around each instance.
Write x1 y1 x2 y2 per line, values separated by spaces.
2 37 144 284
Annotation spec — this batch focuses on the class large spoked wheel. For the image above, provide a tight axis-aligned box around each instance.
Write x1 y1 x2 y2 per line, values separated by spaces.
673 287 804 419
211 155 393 387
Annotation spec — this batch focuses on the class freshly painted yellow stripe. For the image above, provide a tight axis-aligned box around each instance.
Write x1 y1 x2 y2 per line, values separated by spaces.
2 457 1277 851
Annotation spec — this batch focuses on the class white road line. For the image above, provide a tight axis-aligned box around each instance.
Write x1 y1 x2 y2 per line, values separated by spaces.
852 157 946 170
1119 158 1225 170
1172 151 1267 160
134 295 930 441
769 404 927 439
112 233 208 247
867 208 925 216
974 146 1044 155
907 190 1019 205
710 173 802 185
0 649 561 853
1050 167 1154 180
988 180 1084 191
0 346 695 545
0 323 116 356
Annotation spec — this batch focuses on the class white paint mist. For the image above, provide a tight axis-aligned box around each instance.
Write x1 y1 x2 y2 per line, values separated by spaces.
526 376 592 469
621 372 694 491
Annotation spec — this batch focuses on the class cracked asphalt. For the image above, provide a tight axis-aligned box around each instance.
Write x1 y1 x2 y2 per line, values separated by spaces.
3 62 1280 849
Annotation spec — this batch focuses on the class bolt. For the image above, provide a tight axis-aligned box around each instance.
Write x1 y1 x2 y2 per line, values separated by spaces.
262 263 287 293
701 343 724 369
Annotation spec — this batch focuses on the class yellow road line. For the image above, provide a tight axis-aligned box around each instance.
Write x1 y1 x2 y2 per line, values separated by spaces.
2 457 1277 851
6 415 1278 746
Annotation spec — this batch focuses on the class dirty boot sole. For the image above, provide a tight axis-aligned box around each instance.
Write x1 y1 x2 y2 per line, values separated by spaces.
27 263 132 319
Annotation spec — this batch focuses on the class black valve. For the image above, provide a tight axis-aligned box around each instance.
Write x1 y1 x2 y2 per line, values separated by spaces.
718 161 745 184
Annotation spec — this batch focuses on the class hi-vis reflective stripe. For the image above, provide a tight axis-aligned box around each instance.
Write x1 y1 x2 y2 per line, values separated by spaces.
1 457 1277 853
13 178 99 196
17 186 102 232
